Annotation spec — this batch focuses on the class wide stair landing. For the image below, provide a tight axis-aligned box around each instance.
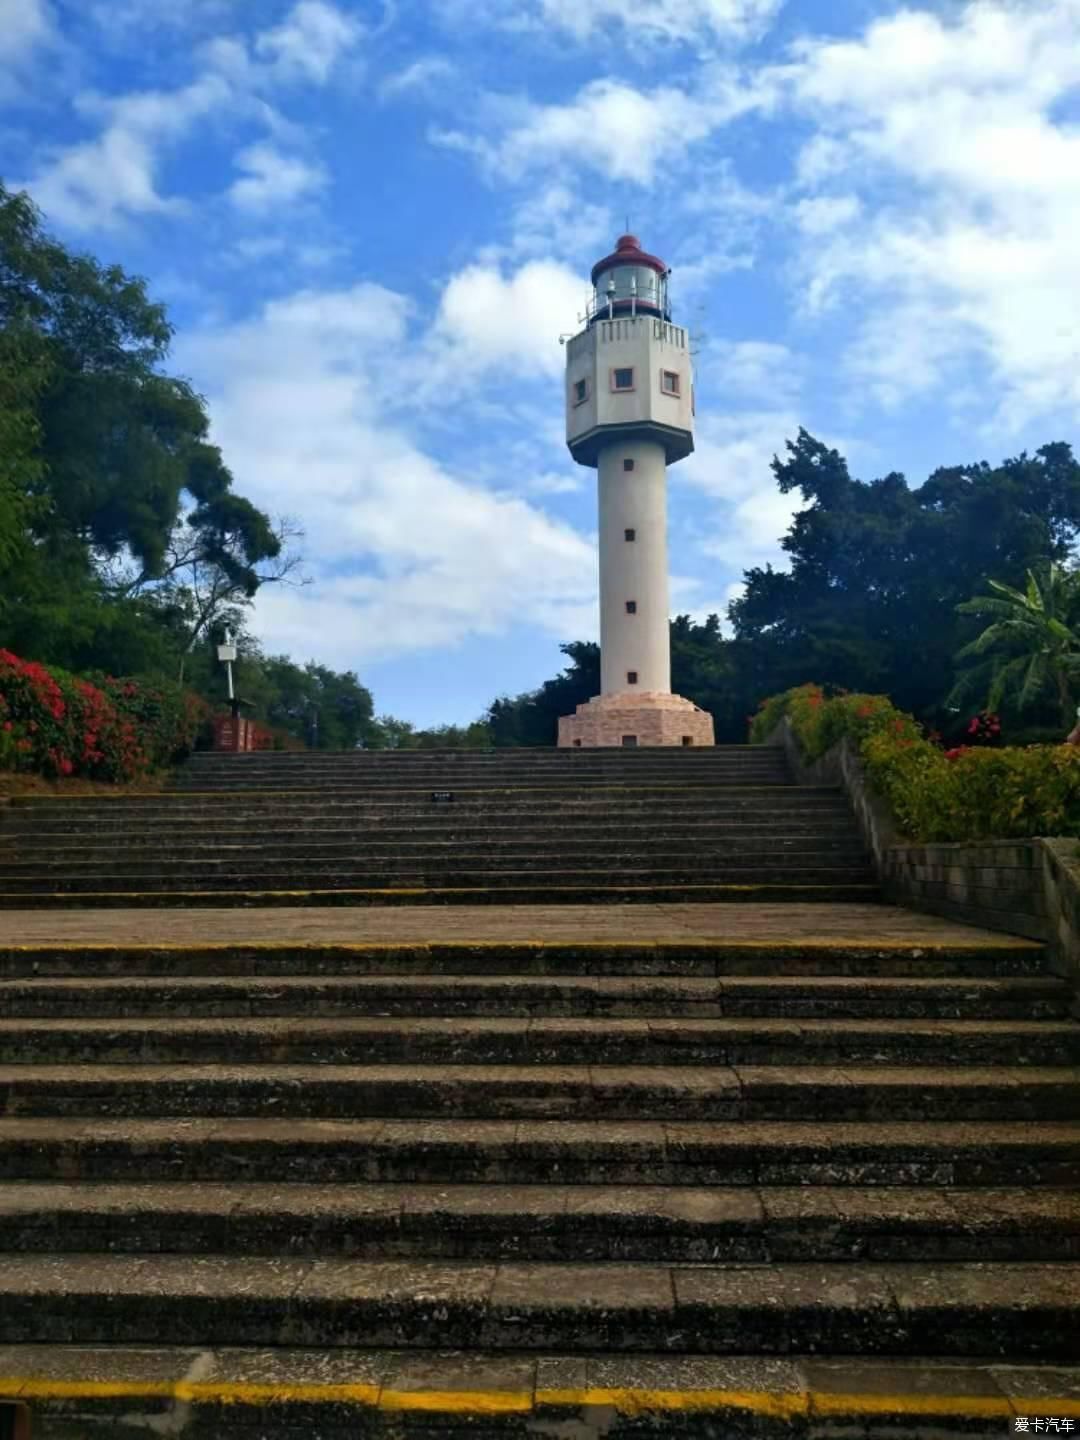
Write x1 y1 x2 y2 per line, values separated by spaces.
0 746 879 907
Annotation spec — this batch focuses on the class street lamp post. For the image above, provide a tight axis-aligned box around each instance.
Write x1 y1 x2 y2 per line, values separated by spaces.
217 630 239 719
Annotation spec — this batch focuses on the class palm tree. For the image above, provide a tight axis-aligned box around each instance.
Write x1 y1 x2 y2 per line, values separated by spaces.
951 563 1080 729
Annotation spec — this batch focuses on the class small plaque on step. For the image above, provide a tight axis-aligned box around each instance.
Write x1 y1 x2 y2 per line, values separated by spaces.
430 791 454 803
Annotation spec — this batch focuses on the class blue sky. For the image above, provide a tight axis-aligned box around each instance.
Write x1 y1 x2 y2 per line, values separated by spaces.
3 0 1080 725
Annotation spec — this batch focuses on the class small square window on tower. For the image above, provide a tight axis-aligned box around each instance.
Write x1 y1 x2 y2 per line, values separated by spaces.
625 600 637 614
661 369 680 396
627 670 638 685
623 458 635 472
572 377 589 406
611 367 634 391
624 528 636 542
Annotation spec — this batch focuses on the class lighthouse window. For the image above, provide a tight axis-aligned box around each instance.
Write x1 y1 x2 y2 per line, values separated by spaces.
623 458 634 472
572 377 589 406
624 528 636 542
661 369 681 396
611 367 634 391
626 601 637 614
627 670 639 685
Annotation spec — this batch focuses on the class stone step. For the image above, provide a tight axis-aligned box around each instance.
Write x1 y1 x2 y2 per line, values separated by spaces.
3 1117 1076 1186
0 940 1046 980
0 1254 1077 1358
0 838 872 863
0 860 876 890
174 757 791 769
169 770 796 787
0 1062 1075 1121
168 764 795 783
3 974 1066 1019
2 1017 1077 1068
0 818 863 844
0 880 884 908
169 755 793 772
172 752 790 766
1 1345 1076 1439
5 790 851 818
2 1182 1077 1263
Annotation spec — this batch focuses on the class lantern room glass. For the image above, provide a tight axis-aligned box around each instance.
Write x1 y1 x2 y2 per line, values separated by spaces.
592 265 669 321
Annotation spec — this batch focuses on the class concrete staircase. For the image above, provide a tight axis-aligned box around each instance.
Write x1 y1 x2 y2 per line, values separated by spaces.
0 747 1077 1436
0 746 880 906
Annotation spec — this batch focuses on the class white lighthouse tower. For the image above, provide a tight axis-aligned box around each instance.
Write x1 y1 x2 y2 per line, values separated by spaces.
558 234 715 748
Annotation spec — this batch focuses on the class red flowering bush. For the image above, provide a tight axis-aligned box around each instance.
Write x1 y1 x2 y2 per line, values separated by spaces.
964 711 1003 744
750 682 1080 840
0 651 210 783
97 676 210 769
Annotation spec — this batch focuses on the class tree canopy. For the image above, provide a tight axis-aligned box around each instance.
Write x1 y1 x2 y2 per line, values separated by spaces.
0 183 294 678
487 430 1080 744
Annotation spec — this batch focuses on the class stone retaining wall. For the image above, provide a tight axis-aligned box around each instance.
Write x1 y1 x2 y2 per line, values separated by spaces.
769 717 1080 1001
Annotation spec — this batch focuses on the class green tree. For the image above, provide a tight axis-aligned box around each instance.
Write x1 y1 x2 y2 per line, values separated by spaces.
952 564 1080 729
729 430 1080 725
0 183 290 678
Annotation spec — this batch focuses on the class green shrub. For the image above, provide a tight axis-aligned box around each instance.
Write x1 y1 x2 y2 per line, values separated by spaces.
751 683 1080 841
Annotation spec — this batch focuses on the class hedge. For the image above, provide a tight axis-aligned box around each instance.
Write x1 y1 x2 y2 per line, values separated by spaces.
0 650 209 782
750 683 1080 842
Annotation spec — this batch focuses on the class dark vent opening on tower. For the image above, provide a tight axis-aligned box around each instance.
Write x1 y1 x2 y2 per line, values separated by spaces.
625 528 635 541
626 601 637 614
627 671 638 685
623 458 634 472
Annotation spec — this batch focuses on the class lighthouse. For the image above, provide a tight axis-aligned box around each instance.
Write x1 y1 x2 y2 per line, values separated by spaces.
558 235 715 748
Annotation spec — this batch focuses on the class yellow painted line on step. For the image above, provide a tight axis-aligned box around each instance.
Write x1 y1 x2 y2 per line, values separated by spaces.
810 1390 1014 1420
0 1376 1077 1420
538 1386 808 1419
378 1387 533 1413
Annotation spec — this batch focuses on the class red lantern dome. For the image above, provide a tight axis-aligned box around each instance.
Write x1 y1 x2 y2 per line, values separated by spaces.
588 235 671 325
590 234 668 285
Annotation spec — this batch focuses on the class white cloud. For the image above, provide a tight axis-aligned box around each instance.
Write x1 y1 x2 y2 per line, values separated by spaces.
379 56 455 100
438 0 781 46
229 142 327 211
20 0 360 231
24 74 231 228
700 340 803 406
506 183 612 262
793 194 861 235
427 258 587 383
0 0 58 101
255 0 362 85
679 409 802 569
434 77 762 186
0 0 54 61
785 0 1080 427
538 0 781 43
175 282 597 665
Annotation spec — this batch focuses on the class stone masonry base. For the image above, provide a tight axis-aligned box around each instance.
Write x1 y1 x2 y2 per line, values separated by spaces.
558 690 715 748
